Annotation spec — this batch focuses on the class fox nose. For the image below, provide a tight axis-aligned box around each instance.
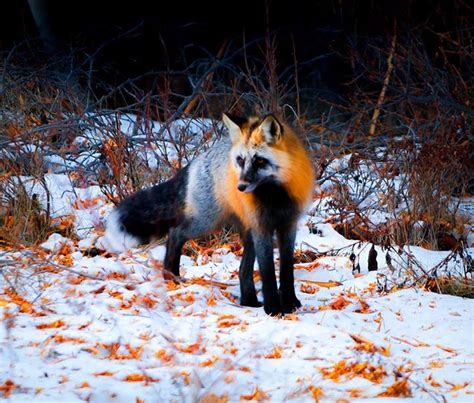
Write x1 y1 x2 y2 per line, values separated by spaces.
237 183 248 192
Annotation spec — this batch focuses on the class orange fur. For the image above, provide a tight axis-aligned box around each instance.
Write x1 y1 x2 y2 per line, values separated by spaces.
217 120 314 231
269 125 315 210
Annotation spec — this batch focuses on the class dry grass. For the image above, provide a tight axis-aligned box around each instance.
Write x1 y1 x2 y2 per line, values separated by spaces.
0 181 50 245
426 276 474 299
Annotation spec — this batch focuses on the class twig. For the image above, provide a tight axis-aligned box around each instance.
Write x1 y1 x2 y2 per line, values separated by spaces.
369 26 397 136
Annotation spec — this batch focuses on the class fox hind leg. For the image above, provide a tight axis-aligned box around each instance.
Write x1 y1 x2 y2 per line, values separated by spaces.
164 217 215 279
164 226 186 279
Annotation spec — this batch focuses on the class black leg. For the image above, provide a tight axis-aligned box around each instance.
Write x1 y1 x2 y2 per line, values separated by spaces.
277 226 301 313
164 226 186 278
239 231 261 307
252 231 282 316
163 218 212 280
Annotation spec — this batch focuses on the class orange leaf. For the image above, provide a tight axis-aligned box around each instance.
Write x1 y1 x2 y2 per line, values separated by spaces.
429 361 444 368
5 290 35 313
0 379 16 398
77 382 90 388
435 344 457 354
206 294 217 306
124 374 158 383
320 360 387 384
377 379 412 397
240 387 269 401
0 299 10 307
300 284 318 294
137 295 157 309
201 393 228 403
93 371 114 377
106 272 127 280
348 389 362 398
53 335 86 344
308 386 324 402
224 375 234 384
184 293 195 303
354 297 372 314
350 334 390 356
265 346 283 359
155 349 173 363
294 261 321 271
445 381 469 392
36 319 66 329
175 342 205 354
217 314 241 328
328 297 351 311
200 356 219 367
302 280 342 288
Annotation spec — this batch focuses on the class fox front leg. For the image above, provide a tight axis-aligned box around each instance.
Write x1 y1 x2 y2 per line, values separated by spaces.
238 231 262 308
252 231 282 316
277 225 301 313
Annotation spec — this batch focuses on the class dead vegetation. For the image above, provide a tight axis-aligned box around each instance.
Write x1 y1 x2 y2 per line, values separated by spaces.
0 22 472 295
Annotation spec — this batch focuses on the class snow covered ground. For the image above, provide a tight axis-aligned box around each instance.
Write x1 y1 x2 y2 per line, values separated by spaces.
1 174 473 402
1 114 473 402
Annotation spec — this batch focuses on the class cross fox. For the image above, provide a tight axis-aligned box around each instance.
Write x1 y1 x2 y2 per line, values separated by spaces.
102 114 315 315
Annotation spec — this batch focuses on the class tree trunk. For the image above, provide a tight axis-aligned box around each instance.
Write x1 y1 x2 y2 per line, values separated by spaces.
27 0 59 54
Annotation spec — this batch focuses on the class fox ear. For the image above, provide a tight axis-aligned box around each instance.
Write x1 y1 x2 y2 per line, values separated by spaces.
222 113 244 143
259 114 283 144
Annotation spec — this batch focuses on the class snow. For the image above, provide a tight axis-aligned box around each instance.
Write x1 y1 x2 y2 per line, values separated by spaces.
1 118 473 401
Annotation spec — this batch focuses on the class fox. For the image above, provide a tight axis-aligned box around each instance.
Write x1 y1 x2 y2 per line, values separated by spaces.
102 113 315 315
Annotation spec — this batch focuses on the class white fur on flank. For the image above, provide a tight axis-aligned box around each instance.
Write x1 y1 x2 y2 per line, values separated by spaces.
99 209 140 253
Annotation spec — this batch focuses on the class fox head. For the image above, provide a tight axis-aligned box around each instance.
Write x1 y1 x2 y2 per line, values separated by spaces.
223 113 286 193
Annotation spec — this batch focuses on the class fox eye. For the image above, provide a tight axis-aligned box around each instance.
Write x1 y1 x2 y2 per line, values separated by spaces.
254 157 268 168
236 156 244 167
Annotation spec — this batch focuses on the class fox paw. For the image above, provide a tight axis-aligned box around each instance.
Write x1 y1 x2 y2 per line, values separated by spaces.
280 293 302 314
241 297 263 308
163 269 181 283
263 301 284 316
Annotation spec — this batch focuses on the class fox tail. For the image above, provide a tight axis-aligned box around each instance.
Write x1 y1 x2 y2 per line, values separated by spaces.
99 166 188 252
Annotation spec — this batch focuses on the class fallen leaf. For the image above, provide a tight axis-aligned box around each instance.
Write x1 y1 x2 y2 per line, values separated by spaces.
155 349 173 363
445 381 469 392
436 344 457 354
124 374 158 383
200 356 219 367
175 342 205 354
0 379 16 398
36 319 66 330
350 334 390 356
300 284 318 294
240 387 269 401
217 315 241 328
302 280 342 288
265 346 283 359
328 296 351 310
320 360 386 384
201 393 228 403
308 386 323 402
93 371 114 377
377 379 412 397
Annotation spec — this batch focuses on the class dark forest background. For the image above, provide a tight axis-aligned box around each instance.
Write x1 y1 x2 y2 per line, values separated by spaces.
1 0 470 101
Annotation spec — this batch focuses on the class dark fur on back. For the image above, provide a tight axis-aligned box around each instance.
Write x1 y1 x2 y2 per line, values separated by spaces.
117 165 189 244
